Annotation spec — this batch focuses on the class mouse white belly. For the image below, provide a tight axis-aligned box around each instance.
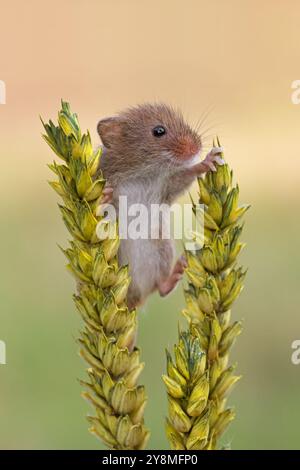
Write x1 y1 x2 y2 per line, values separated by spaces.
113 178 175 307
119 237 174 307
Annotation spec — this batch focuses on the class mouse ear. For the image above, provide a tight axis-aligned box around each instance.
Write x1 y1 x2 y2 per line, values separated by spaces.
97 117 123 148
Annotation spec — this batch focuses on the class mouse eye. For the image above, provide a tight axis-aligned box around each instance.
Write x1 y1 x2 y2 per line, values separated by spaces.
152 125 166 137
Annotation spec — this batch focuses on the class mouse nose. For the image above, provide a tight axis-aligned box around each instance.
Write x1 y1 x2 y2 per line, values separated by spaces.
175 137 200 160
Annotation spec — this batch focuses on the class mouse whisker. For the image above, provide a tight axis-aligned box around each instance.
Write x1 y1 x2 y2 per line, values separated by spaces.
194 104 215 133
199 124 219 140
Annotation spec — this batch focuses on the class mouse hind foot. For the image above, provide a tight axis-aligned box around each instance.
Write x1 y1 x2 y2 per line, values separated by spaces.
157 255 187 297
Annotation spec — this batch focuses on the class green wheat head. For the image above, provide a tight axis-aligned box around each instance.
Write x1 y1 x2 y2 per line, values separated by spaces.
42 101 149 450
164 141 249 450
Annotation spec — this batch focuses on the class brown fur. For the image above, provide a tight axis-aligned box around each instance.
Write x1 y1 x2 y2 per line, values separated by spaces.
97 103 201 186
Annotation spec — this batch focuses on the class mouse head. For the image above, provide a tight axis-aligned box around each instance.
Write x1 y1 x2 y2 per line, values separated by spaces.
97 103 202 174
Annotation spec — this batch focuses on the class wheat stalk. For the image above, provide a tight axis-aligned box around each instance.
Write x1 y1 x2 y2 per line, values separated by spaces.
164 140 249 450
42 101 149 450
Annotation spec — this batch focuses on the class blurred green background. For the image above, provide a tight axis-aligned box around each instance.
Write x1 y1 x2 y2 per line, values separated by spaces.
1 0 300 450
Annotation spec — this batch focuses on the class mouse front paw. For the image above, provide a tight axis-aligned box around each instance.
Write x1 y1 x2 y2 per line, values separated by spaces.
202 147 225 172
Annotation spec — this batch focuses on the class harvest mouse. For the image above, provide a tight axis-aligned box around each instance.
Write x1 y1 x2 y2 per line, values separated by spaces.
96 103 223 309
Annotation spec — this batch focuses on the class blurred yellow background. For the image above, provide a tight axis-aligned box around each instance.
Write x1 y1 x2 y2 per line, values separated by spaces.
0 0 300 449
